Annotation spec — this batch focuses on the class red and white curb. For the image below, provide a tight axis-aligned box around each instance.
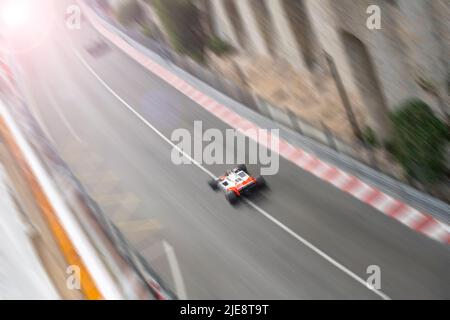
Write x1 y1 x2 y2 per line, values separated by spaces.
0 60 11 84
82 3 450 245
0 54 19 97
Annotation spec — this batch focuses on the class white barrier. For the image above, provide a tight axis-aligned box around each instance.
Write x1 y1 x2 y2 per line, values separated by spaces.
0 99 125 299
0 50 172 299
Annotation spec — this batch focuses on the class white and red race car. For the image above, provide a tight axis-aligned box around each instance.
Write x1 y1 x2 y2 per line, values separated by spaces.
208 165 266 204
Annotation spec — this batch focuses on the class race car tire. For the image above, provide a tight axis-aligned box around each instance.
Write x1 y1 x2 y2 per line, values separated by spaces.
225 191 238 204
237 164 248 173
255 175 266 189
208 179 219 190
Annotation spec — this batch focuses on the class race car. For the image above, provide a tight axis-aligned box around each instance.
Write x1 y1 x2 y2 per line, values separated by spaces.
208 165 266 204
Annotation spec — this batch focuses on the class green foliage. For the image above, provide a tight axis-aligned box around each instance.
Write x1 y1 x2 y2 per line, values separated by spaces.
152 0 207 62
141 23 155 39
116 0 143 26
388 98 449 184
207 36 234 56
362 126 379 148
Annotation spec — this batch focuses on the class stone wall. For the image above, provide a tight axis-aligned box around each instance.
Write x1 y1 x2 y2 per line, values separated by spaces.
206 0 449 140
107 0 449 142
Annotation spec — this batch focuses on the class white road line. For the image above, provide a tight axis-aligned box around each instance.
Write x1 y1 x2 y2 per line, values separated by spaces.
72 50 214 179
162 240 188 300
13 63 56 145
41 81 84 144
243 199 390 300
73 48 391 300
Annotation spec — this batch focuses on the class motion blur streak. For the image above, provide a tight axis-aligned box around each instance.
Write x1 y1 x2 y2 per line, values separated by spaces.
0 0 55 54
3 0 449 299
0 116 102 300
73 46 390 300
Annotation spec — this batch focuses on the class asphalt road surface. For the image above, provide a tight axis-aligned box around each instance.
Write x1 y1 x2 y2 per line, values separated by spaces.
8 0 450 299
